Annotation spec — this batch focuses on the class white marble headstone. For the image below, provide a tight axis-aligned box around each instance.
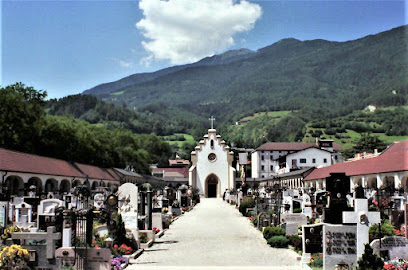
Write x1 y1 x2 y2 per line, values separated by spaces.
118 183 139 230
38 199 64 215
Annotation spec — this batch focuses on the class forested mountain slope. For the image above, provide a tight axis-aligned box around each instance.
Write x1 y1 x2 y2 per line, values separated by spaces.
86 25 407 123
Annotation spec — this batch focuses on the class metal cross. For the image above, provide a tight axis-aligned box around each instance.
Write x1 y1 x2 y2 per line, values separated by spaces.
209 116 215 129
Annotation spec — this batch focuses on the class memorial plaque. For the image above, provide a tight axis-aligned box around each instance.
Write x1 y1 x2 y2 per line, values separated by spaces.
323 224 357 270
303 224 323 253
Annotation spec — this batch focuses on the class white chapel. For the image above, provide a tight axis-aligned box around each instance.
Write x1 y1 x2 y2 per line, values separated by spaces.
189 119 235 198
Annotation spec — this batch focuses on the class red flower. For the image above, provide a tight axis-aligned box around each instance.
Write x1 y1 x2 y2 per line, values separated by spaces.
95 245 99 249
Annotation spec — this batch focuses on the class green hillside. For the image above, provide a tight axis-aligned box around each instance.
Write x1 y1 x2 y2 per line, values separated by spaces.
97 26 407 124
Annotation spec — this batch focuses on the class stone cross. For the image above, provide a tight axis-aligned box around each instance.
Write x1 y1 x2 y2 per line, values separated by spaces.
209 116 215 129
342 198 381 259
12 226 61 259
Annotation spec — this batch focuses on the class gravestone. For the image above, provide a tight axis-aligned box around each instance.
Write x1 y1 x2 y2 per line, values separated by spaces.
324 173 351 224
12 226 61 260
0 201 9 228
152 212 163 231
282 223 299 236
302 223 323 266
55 247 111 270
342 198 381 259
118 183 138 229
118 183 139 241
302 224 323 254
281 213 307 235
405 203 408 239
180 196 188 208
257 212 271 230
281 213 307 225
229 195 237 204
371 236 408 261
323 224 357 270
37 199 64 231
14 202 36 229
93 193 105 209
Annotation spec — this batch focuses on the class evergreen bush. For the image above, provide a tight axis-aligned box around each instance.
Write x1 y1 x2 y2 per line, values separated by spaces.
239 199 255 215
267 236 289 248
263 226 286 240
369 220 396 239
356 244 383 270
287 234 301 246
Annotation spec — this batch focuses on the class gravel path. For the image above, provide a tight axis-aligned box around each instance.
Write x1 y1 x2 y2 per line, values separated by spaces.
127 198 303 269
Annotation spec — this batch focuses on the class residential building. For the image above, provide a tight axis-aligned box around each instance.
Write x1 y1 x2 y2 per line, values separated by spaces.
251 140 342 178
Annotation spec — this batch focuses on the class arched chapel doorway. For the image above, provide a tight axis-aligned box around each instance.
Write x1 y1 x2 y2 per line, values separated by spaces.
205 174 219 198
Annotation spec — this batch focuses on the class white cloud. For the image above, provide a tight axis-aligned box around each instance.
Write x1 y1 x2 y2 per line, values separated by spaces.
112 58 133 68
136 0 262 65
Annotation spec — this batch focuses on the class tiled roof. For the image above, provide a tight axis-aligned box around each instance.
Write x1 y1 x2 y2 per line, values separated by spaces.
114 168 144 178
382 140 408 155
169 160 190 166
0 148 84 177
152 167 189 178
106 168 121 181
256 142 342 151
74 163 117 181
304 141 408 181
276 167 315 179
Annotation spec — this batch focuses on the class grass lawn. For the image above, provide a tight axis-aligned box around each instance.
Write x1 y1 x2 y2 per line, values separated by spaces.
162 133 195 148
239 110 292 122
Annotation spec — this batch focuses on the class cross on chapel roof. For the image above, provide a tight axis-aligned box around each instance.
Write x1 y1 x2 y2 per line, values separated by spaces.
209 116 215 129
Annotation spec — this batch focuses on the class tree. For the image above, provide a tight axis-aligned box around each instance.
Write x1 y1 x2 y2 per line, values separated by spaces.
342 133 387 159
356 244 383 270
0 83 47 152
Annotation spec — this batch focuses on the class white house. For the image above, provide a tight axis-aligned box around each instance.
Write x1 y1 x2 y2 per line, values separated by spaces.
251 140 342 178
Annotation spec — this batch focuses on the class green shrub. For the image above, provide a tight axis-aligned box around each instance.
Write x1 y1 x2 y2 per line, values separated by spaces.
287 234 301 246
369 220 396 239
267 236 289 248
356 244 383 270
263 226 286 240
239 199 255 214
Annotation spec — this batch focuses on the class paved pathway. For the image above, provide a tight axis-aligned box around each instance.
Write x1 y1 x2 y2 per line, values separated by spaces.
128 198 303 269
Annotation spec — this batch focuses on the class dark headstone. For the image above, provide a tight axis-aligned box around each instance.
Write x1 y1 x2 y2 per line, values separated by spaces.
303 224 323 253
324 173 352 224
355 185 365 199
181 197 187 207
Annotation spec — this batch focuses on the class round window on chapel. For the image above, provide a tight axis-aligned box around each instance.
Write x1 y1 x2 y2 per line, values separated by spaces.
208 153 217 162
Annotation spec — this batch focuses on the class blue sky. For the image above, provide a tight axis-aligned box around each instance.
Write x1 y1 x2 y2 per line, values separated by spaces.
1 0 406 99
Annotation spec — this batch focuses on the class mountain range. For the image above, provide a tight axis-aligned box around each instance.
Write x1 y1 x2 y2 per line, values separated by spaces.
83 25 407 125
